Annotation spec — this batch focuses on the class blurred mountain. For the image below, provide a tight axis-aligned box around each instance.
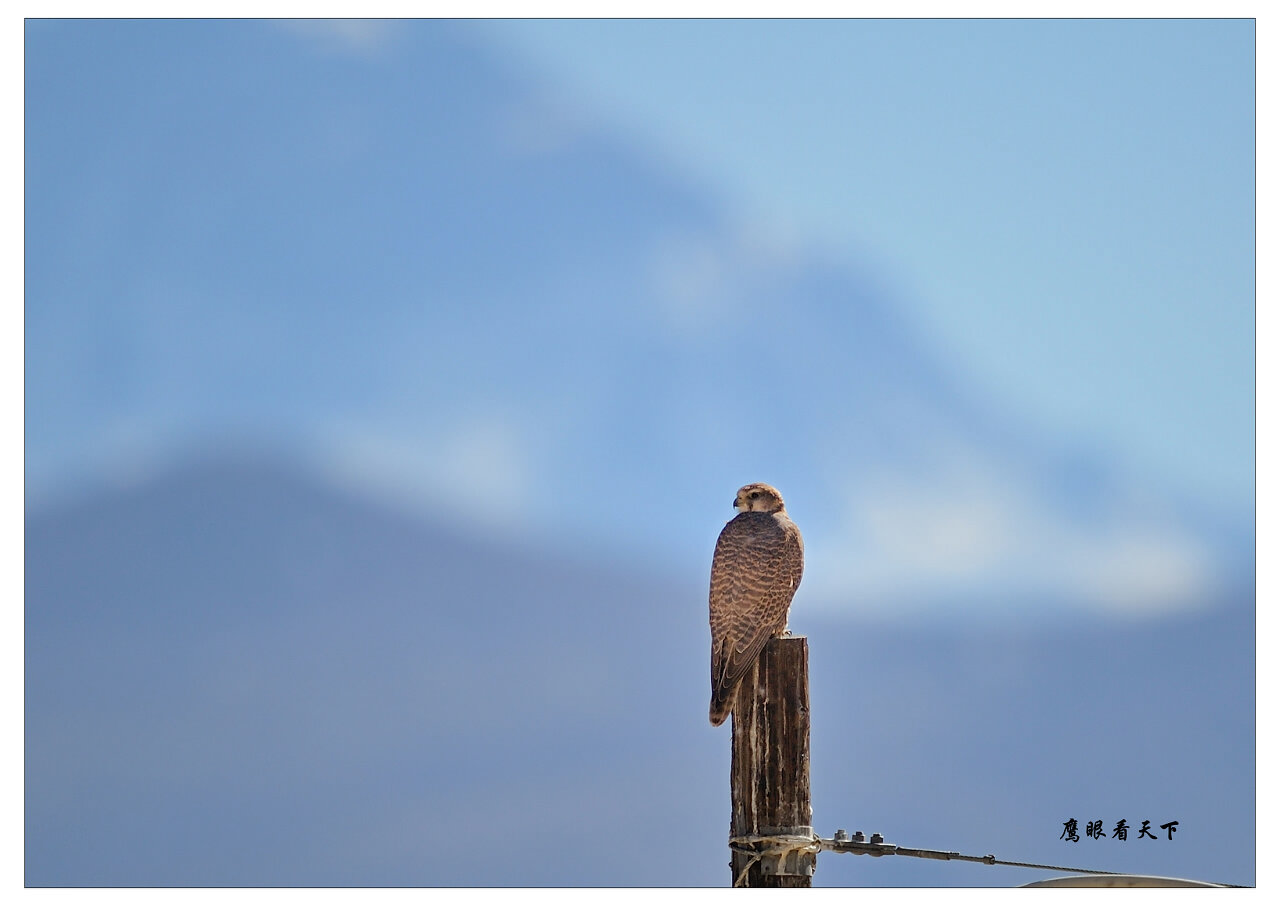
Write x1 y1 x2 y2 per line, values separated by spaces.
24 459 1254 886
23 20 1252 616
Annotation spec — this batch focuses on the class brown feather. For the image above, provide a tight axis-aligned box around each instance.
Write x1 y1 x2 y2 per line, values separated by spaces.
708 489 804 727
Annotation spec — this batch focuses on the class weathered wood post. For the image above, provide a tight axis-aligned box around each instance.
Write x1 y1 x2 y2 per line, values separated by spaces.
729 635 814 887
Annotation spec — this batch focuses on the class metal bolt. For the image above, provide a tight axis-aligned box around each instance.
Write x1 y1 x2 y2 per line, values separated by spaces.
834 829 848 843
870 833 884 845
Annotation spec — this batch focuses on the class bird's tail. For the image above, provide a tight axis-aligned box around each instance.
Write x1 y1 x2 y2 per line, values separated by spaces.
709 695 733 727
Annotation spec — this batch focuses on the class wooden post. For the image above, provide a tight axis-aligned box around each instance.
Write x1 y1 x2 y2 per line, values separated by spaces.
729 636 814 887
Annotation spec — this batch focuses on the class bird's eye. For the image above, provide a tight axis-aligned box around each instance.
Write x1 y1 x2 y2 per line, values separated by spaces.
750 491 760 499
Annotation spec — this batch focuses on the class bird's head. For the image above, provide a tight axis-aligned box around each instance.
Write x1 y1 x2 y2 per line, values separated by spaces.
733 483 786 514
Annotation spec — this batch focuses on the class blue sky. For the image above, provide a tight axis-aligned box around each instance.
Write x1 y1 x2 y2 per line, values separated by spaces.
486 18 1255 507
23 19 1255 620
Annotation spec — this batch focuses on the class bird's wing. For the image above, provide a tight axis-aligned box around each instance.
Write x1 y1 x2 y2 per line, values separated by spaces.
709 514 803 722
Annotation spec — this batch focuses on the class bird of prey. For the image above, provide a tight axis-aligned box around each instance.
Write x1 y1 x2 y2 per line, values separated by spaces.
708 482 804 727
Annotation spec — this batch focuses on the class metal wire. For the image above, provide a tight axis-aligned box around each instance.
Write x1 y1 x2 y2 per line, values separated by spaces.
728 829 1247 887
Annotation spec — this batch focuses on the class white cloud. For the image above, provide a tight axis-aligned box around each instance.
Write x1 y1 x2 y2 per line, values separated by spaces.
432 417 530 520
313 414 534 533
1046 522 1215 616
807 448 1219 619
648 220 802 335
649 231 732 331
275 19 396 59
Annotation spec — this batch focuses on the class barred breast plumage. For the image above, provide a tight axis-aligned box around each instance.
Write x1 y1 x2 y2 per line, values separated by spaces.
709 483 804 727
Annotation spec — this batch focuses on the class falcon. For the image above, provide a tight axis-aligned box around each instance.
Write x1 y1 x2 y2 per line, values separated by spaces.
708 482 804 727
